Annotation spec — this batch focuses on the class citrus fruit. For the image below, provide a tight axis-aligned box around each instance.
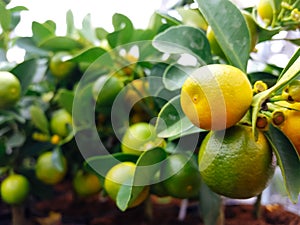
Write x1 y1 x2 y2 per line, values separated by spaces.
0 174 30 205
198 125 275 199
257 0 274 25
121 122 166 156
160 153 201 199
180 64 252 131
276 102 300 155
49 51 76 79
73 170 102 197
50 109 72 138
104 162 149 208
92 75 124 107
35 151 67 185
0 71 21 109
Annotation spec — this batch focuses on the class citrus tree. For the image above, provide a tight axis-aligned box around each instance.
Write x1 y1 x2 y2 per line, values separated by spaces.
0 0 299 224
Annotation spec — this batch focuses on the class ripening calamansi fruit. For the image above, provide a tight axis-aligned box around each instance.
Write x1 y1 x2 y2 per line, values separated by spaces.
198 125 275 199
104 162 149 208
1 174 30 205
73 170 102 197
49 51 76 79
121 123 166 156
0 71 21 109
180 64 252 131
35 151 67 185
50 109 73 138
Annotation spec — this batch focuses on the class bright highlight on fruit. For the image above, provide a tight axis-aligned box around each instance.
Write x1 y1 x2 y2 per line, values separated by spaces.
180 64 252 131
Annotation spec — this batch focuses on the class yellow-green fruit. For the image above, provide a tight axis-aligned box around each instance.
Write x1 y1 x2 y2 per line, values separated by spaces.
49 52 76 79
104 162 149 208
73 170 102 197
1 174 30 205
198 125 275 199
0 71 21 109
50 109 72 138
35 151 67 185
121 123 166 156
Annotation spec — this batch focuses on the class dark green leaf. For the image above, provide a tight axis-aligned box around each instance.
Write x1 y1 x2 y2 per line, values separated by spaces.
54 89 74 115
32 21 55 44
6 131 25 148
11 58 38 95
199 182 224 225
52 147 66 172
153 25 212 65
9 6 27 30
107 13 134 48
39 36 83 52
155 95 203 138
264 125 300 203
196 0 250 71
69 47 107 63
29 105 49 134
0 1 11 31
163 64 195 91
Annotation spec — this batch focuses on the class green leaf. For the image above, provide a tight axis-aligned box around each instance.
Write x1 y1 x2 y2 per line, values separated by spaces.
32 21 55 44
163 64 195 91
116 147 167 211
9 6 27 30
54 89 74 115
176 7 208 30
80 14 97 44
199 182 224 225
29 105 50 135
195 0 250 71
155 95 203 138
39 36 83 52
95 27 109 40
278 48 300 80
52 147 66 172
16 37 49 57
264 125 300 203
153 25 212 65
6 130 26 148
0 1 11 31
69 47 107 64
11 58 38 95
107 13 134 48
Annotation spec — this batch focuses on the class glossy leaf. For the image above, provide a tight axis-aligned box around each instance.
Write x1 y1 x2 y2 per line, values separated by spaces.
155 95 203 138
163 64 195 91
6 130 26 149
107 13 134 48
153 25 212 65
278 48 300 80
69 47 107 63
39 36 83 52
16 37 49 57
264 125 300 203
11 58 38 95
32 21 55 44
29 105 50 135
176 7 208 30
9 6 28 30
54 89 74 115
196 0 250 71
52 146 66 172
199 182 224 225
117 147 167 211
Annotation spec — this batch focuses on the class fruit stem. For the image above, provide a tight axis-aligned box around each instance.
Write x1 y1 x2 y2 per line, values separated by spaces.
253 193 262 219
12 205 27 225
178 199 188 221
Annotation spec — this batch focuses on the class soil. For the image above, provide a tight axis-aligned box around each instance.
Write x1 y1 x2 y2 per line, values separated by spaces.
0 182 299 225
